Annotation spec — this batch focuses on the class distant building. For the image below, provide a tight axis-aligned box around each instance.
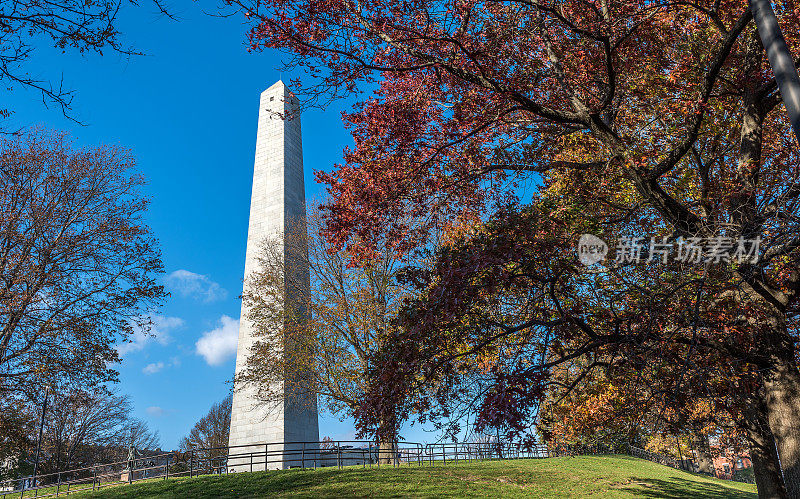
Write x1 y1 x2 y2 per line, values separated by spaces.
712 452 752 480
689 445 752 479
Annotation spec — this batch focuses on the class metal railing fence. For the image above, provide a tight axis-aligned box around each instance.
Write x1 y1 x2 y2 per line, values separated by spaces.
2 440 725 497
2 440 561 498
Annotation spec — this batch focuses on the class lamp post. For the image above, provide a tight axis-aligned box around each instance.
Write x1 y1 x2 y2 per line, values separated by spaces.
750 0 800 145
31 385 50 488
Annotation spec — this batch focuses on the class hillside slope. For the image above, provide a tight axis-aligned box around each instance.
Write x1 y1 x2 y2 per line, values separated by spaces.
77 455 757 498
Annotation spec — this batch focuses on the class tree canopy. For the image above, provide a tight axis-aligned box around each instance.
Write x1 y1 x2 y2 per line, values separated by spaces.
226 0 800 494
0 130 166 397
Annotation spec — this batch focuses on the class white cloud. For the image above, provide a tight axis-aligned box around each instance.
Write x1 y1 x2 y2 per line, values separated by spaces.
142 357 181 375
117 315 184 356
165 270 227 303
142 362 165 375
195 315 239 366
146 406 165 417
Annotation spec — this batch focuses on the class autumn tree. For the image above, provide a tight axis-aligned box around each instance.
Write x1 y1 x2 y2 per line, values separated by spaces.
0 129 166 398
537 362 652 450
382 200 791 492
224 1 800 495
235 207 412 460
536 347 780 482
180 395 232 461
320 436 334 450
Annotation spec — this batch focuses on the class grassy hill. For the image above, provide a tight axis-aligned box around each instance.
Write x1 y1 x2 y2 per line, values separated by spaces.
73 455 757 498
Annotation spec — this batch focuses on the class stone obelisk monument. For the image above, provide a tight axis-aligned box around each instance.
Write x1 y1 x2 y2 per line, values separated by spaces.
228 81 319 470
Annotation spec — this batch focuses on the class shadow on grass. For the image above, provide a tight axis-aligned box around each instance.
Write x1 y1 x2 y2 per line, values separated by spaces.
623 477 757 499
88 468 434 499
82 457 758 499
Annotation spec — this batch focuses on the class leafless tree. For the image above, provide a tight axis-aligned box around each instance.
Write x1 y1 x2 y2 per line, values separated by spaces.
41 389 160 472
180 395 232 461
121 419 161 454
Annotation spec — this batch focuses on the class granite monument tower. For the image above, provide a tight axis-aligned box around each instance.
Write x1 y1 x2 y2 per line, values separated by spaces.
228 81 319 470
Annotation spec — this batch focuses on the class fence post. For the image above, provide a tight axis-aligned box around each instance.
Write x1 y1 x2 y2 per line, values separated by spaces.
165 456 170 481
337 442 341 469
190 450 194 478
302 442 306 469
92 466 97 491
265 443 269 471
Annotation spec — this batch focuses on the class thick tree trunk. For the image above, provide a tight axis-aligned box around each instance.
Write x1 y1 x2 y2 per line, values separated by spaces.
378 439 398 466
749 432 788 498
691 432 715 475
751 451 786 499
762 357 800 497
732 25 798 498
744 400 788 498
752 450 787 499
730 27 793 498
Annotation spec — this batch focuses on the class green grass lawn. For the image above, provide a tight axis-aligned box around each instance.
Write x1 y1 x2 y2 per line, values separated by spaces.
68 455 757 498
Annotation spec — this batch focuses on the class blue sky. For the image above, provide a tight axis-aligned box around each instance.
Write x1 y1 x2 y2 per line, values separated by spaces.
7 3 436 449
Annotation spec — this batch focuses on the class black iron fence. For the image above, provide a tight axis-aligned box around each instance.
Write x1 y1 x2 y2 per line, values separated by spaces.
629 446 684 469
629 446 755 484
1 440 553 497
0 440 747 497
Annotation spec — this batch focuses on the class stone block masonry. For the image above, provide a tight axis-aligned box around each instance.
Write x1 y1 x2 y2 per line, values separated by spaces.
228 81 319 471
